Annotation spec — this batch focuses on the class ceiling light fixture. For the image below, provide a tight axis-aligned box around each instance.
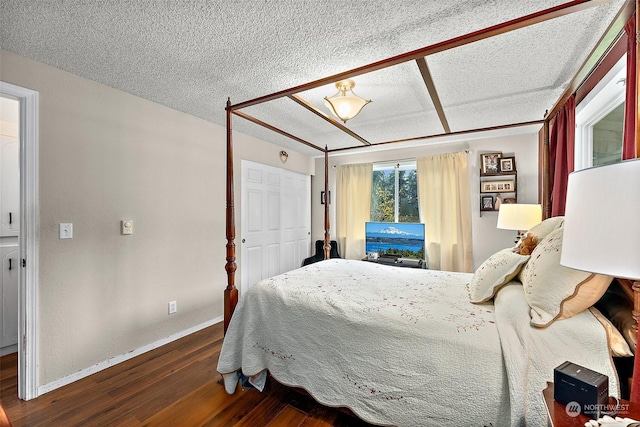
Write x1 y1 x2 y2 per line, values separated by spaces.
324 79 371 123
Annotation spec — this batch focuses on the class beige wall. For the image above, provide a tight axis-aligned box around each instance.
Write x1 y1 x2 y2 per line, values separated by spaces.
0 50 313 388
311 131 540 270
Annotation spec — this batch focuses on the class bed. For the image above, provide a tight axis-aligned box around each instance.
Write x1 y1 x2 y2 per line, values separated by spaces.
217 218 636 426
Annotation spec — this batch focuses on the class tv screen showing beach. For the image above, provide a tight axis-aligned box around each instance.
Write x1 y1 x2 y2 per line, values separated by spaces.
365 222 425 260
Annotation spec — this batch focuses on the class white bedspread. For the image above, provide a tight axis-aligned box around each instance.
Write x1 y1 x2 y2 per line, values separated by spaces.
217 259 617 426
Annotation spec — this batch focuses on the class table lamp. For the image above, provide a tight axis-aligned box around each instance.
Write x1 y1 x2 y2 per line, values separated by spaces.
497 203 543 242
560 159 640 402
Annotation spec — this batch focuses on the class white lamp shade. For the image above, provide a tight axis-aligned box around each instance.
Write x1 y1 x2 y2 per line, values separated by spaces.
496 204 542 231
561 159 640 280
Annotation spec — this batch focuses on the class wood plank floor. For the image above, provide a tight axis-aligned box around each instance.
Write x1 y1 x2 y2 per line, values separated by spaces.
0 323 376 426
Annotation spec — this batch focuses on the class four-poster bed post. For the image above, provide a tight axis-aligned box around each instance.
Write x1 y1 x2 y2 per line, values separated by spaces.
323 146 331 260
224 98 238 333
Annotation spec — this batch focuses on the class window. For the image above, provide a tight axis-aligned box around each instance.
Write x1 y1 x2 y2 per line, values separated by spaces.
371 161 419 223
576 54 626 170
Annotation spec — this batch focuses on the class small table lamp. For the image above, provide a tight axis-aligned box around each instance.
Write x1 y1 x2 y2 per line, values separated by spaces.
497 203 543 242
560 159 640 402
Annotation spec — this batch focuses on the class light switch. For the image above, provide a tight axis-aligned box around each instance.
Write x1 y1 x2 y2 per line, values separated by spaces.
59 223 73 239
121 219 133 235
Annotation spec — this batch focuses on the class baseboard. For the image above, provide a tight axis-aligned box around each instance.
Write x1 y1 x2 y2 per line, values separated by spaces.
38 316 223 396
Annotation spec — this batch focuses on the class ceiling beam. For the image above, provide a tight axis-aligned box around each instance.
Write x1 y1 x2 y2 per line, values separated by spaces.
229 0 614 112
327 120 545 153
287 94 371 145
416 57 451 134
232 110 325 152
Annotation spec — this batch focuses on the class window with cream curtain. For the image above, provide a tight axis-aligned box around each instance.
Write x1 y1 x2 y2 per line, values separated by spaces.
416 152 473 273
370 161 419 223
336 163 373 260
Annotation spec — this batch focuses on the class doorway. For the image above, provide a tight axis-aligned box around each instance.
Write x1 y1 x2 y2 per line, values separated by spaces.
0 82 39 401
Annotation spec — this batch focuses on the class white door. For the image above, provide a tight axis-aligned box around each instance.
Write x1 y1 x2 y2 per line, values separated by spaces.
280 171 311 272
241 160 310 294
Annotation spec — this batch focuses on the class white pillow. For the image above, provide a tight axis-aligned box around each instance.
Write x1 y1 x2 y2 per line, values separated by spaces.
520 227 613 327
469 248 530 303
527 216 564 240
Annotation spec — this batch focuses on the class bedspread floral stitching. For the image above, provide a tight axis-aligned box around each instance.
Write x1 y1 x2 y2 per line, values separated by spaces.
253 343 295 361
343 374 404 401
444 308 495 332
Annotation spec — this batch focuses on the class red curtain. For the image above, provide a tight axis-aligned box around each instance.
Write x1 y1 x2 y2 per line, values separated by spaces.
623 14 637 161
548 95 575 217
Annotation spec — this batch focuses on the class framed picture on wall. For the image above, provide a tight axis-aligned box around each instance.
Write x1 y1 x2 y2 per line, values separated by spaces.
481 152 501 174
499 157 516 173
481 196 494 211
481 180 514 193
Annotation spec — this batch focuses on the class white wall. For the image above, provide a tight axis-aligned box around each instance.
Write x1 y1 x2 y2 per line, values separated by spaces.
0 50 313 389
311 130 540 270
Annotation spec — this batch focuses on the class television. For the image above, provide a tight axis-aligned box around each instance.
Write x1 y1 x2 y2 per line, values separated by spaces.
365 222 426 260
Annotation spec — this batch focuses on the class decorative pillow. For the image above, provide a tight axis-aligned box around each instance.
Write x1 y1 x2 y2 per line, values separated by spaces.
589 307 634 357
515 216 564 251
520 227 613 327
469 248 530 303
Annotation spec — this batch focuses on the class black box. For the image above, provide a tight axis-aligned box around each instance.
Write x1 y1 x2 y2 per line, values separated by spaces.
554 361 609 418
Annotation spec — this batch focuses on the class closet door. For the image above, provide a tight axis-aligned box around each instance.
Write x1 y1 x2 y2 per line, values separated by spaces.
280 170 310 273
242 163 282 294
0 136 19 237
241 161 311 294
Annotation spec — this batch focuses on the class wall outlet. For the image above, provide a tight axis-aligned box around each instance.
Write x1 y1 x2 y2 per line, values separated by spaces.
168 301 177 315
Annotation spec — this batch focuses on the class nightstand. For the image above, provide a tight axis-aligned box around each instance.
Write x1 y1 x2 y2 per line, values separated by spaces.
543 382 640 426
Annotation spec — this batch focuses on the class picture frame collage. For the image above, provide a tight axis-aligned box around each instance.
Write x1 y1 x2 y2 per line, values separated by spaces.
479 152 517 211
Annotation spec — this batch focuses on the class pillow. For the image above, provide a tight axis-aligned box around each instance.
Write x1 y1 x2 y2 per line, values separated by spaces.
594 279 637 353
469 248 530 303
520 227 613 327
526 215 564 240
589 307 633 357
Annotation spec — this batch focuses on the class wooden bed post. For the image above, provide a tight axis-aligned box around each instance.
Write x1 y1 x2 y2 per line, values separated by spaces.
539 121 551 219
224 98 238 334
323 146 331 260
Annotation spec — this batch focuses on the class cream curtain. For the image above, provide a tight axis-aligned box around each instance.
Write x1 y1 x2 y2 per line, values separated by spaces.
416 152 473 272
336 163 373 260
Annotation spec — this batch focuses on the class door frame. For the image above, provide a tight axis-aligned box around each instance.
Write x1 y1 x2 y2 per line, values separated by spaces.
0 81 39 400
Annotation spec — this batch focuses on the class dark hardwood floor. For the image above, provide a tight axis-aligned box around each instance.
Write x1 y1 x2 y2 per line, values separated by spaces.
0 323 375 426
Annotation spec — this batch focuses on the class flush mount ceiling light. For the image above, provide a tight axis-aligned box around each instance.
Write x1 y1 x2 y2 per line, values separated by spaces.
324 79 371 123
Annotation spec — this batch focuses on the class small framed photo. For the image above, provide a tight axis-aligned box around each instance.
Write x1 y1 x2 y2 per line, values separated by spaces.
503 197 516 204
481 196 494 211
481 180 515 193
499 157 515 173
481 152 501 175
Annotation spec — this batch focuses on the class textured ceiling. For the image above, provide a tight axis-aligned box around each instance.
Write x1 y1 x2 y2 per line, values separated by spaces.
0 0 629 156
